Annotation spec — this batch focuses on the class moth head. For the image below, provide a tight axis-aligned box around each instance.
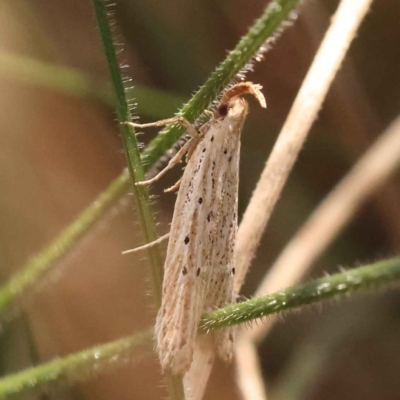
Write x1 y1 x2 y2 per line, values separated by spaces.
211 97 248 135
215 81 266 121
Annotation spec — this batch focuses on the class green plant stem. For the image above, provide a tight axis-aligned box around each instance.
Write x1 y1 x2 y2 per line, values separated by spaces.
0 331 152 400
92 1 183 398
141 0 301 167
92 0 163 305
1 257 400 399
202 257 400 330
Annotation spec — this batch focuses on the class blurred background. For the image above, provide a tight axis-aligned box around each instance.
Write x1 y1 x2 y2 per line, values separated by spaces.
1 0 400 399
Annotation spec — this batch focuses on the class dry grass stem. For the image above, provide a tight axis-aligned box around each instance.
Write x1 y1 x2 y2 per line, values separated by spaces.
304 2 400 247
183 337 214 400
235 334 268 400
234 0 374 293
233 0 374 399
249 112 400 341
329 67 400 247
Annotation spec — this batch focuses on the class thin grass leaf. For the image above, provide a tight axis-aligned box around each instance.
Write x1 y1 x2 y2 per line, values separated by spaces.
202 257 400 330
92 1 184 398
0 331 152 400
92 0 164 303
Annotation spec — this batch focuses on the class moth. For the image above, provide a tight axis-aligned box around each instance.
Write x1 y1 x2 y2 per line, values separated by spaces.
125 82 266 374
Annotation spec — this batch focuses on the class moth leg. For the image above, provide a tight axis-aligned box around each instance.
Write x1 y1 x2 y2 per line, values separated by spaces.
148 129 204 188
157 126 205 191
122 116 198 137
185 131 206 161
122 233 170 254
164 178 182 193
136 138 193 186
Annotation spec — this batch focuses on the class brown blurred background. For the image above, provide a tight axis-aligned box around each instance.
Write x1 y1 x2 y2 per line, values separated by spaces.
1 0 400 399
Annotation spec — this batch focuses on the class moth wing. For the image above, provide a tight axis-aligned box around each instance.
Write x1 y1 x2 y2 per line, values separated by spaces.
204 133 239 362
155 251 206 373
156 129 216 373
157 111 242 373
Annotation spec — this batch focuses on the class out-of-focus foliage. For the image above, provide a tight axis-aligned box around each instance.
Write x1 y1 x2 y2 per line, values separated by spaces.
0 1 400 399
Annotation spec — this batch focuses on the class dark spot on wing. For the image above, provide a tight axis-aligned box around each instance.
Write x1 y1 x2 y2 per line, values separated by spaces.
223 149 227 154
228 156 232 162
184 236 190 245
197 268 201 277
182 267 188 275
211 136 214 142
198 197 203 204
231 267 235 275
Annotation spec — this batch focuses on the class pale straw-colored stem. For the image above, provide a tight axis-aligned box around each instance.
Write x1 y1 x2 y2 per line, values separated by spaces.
234 0 374 293
235 334 268 400
304 2 400 248
236 112 400 400
250 113 400 340
234 0 374 399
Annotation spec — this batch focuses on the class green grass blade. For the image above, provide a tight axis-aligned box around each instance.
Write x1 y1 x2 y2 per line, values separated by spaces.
92 1 183 398
202 257 400 330
92 0 163 304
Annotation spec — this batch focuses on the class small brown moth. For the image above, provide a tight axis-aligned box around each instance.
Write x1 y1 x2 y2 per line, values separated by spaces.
125 82 266 374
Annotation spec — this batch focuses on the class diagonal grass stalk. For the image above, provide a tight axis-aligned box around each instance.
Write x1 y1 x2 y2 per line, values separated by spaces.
0 0 303 314
1 257 399 399
202 257 400 329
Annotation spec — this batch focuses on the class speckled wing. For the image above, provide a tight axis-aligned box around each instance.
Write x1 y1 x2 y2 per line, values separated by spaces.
156 97 249 374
